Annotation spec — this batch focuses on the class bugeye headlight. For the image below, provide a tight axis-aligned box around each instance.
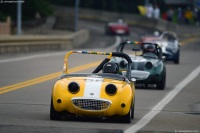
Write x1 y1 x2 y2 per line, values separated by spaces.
119 60 127 68
145 62 153 70
105 84 117 96
68 82 80 94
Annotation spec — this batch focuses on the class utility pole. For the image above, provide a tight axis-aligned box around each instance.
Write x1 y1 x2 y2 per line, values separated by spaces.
17 0 22 35
74 0 79 32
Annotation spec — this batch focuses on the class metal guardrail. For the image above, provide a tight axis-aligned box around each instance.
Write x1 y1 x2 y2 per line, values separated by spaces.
0 29 89 54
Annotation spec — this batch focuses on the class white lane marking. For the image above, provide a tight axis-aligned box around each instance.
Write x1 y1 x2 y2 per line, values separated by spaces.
0 36 121 63
107 36 121 51
0 52 66 63
84 78 103 98
125 65 200 133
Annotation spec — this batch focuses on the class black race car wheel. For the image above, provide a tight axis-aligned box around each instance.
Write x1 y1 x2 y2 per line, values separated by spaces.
156 68 166 90
50 96 62 120
174 50 180 64
120 108 131 123
131 99 135 119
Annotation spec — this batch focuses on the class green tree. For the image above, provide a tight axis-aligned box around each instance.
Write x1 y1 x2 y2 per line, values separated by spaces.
0 0 52 21
23 0 52 20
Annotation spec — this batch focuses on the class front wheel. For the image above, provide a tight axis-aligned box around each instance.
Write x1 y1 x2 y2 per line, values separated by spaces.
156 68 166 90
131 99 135 119
120 106 133 123
174 50 180 64
120 111 131 123
50 96 62 120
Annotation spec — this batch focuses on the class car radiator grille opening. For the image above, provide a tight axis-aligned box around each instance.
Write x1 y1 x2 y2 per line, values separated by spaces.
72 99 110 111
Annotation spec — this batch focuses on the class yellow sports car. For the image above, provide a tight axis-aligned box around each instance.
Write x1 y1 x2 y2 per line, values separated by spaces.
50 51 136 123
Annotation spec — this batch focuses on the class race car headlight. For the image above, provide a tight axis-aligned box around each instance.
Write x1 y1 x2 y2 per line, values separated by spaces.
145 62 153 70
68 82 80 94
171 48 177 53
105 84 117 96
119 60 127 68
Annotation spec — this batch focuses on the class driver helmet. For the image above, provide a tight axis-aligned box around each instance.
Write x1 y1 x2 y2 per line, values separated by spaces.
154 31 160 36
102 62 119 74
118 19 123 23
144 44 156 53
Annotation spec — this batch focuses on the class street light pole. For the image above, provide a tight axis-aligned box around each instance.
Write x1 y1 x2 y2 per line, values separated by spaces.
17 0 22 35
74 0 79 32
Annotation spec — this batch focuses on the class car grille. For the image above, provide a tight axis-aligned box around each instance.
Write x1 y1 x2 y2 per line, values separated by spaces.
72 99 111 111
166 47 175 53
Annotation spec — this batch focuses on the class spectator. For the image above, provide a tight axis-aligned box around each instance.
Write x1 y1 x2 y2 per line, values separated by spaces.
193 8 200 26
153 5 160 19
197 8 200 26
177 7 183 24
162 12 168 20
146 4 153 18
184 7 193 25
167 8 174 22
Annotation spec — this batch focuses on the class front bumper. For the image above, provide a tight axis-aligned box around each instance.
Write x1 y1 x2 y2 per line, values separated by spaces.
163 51 176 60
135 74 161 84
53 97 132 117
111 29 129 35
162 48 178 60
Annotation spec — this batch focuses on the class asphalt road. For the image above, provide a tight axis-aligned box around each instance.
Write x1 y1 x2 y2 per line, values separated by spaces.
0 20 200 133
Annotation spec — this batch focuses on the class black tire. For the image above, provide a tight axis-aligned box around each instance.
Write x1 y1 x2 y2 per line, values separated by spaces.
156 68 166 90
120 105 132 123
50 97 62 120
174 50 180 64
120 110 131 123
131 99 135 119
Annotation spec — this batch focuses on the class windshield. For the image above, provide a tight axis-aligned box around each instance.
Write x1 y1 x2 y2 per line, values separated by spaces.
60 73 125 81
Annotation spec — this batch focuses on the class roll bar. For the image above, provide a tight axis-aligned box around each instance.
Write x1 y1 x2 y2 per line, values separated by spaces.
117 40 162 56
63 51 133 79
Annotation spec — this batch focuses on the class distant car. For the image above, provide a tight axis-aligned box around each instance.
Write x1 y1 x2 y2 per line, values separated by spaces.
50 51 141 123
158 31 180 64
105 19 130 35
141 31 180 64
112 40 166 90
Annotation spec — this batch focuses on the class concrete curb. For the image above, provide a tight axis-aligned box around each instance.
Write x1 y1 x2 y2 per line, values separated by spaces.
0 29 89 54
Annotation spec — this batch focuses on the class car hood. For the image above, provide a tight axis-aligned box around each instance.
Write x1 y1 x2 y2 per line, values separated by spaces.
129 56 162 72
55 75 130 98
59 73 126 81
111 56 160 71
58 73 129 88
131 56 160 66
61 76 124 84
